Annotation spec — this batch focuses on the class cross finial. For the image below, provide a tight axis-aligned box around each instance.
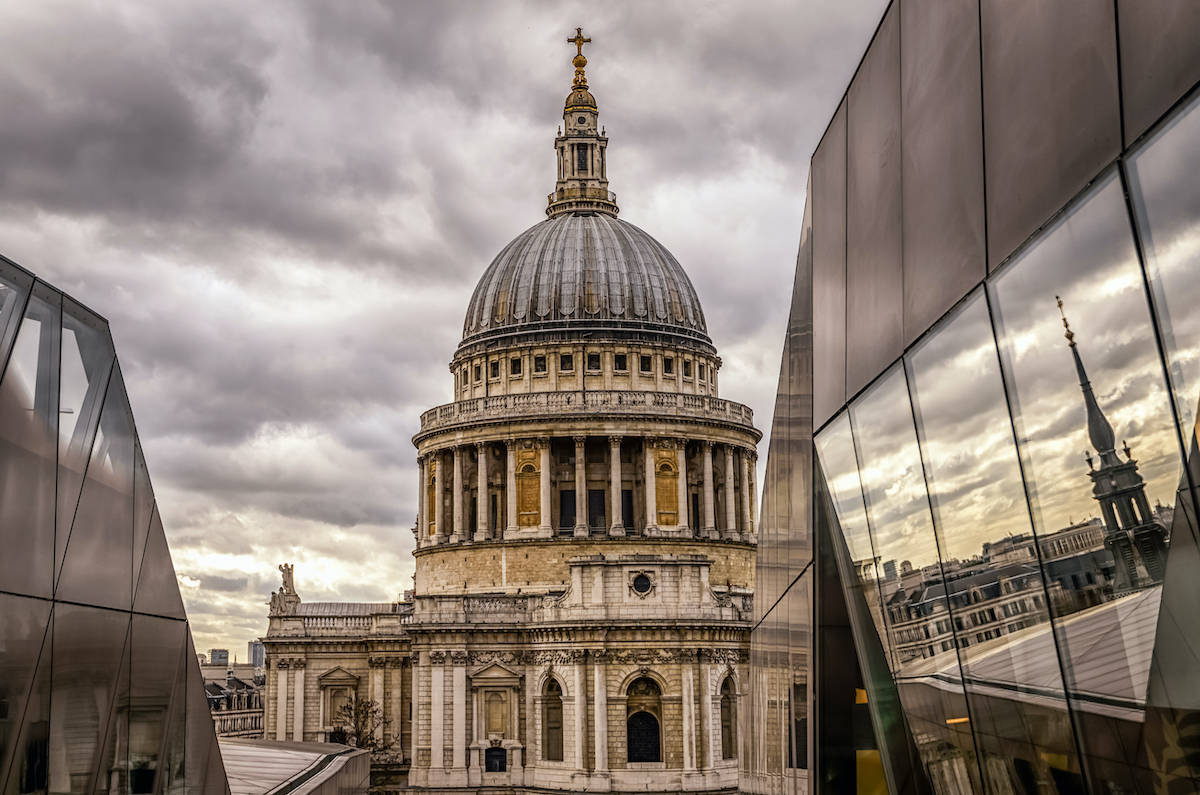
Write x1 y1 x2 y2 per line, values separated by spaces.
568 27 591 57
1056 295 1075 344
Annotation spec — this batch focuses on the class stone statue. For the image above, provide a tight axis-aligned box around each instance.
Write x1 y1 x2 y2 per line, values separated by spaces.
279 563 295 595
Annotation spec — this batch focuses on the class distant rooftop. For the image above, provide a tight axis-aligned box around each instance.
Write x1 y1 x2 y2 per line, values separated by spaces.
219 738 369 795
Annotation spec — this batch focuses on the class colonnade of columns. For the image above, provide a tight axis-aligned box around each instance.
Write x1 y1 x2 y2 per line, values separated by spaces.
417 435 756 546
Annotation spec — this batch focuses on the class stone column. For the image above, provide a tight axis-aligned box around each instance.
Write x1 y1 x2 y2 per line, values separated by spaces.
371 662 385 745
676 441 689 533
574 658 587 771
452 447 464 543
539 438 552 533
431 652 445 769
593 653 608 774
453 654 467 771
740 450 752 542
475 442 489 542
643 438 658 534
682 658 697 773
434 453 445 542
409 655 420 763
574 436 588 536
525 663 539 769
724 445 737 540
275 662 288 741
702 441 716 537
700 659 715 768
292 663 305 742
748 452 757 538
608 436 624 536
506 440 518 533
418 456 428 539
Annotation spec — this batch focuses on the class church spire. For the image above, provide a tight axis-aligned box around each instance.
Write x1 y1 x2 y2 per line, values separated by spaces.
1057 296 1119 467
547 27 619 218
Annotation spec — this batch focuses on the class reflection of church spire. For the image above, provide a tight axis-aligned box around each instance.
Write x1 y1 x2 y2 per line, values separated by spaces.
1057 297 1168 590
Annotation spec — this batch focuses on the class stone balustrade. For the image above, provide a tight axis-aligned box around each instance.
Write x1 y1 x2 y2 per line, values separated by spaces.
211 707 264 738
417 389 755 436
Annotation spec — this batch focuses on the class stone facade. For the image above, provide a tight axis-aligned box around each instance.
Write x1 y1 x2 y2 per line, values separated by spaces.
263 31 757 794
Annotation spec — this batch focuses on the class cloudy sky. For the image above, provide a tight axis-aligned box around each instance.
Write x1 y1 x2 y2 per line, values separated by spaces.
0 1 886 654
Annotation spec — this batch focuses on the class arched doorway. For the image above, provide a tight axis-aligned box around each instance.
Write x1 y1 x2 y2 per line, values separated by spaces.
626 677 662 763
542 678 563 761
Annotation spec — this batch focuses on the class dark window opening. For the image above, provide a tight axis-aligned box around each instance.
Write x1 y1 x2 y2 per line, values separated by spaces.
698 363 706 380
576 144 589 173
489 360 499 379
627 711 661 763
640 355 652 373
683 360 693 378
560 353 574 372
663 357 674 375
587 352 601 371
614 353 628 371
510 357 522 376
474 364 481 382
543 679 563 761
534 355 547 373
485 747 507 772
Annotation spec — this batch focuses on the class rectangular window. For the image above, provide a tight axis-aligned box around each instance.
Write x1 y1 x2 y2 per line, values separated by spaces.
683 360 693 378
614 353 628 371
489 360 499 379
474 364 481 382
534 354 547 373
587 352 601 371
510 357 522 376
576 143 589 173
663 357 674 375
698 363 706 380
639 354 652 373
560 353 574 372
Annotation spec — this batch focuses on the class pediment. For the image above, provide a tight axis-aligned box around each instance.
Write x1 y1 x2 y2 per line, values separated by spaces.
469 662 523 685
317 666 360 686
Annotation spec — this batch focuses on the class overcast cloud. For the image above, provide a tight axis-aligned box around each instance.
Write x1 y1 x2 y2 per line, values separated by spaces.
0 1 885 654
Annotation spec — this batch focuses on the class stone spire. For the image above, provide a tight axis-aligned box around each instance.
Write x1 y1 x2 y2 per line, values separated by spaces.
1058 296 1119 467
547 27 619 218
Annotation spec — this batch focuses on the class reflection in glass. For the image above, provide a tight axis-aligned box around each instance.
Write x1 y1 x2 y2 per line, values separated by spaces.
0 284 60 600
850 366 983 792
989 169 1184 792
907 289 1083 790
0 594 52 790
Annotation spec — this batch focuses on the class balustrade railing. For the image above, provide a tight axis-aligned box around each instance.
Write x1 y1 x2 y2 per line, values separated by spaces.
418 390 754 433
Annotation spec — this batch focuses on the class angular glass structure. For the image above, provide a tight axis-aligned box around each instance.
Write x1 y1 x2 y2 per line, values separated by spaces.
0 255 228 794
747 2 1200 793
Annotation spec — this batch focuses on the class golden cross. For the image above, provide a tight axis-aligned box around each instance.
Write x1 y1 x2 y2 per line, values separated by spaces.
568 27 591 57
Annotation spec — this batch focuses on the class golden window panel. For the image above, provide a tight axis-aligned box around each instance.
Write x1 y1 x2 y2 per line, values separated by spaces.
654 451 678 525
517 450 540 527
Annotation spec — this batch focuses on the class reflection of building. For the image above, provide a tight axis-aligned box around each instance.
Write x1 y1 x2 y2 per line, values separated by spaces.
0 257 229 789
745 2 1200 793
264 31 758 794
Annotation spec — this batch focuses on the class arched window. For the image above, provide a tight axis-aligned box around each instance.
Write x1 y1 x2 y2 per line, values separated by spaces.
626 677 662 763
543 678 563 761
720 676 736 759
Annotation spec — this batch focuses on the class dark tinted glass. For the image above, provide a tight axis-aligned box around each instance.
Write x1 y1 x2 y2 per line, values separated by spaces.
0 284 60 599
134 506 187 619
899 0 986 343
1116 0 1200 143
845 6 902 397
0 594 52 789
0 260 32 376
812 102 847 426
56 363 135 610
126 615 186 793
989 171 1183 791
980 0 1121 267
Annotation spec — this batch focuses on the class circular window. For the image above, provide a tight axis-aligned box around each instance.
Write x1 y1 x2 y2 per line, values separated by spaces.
577 115 587 124
632 573 652 594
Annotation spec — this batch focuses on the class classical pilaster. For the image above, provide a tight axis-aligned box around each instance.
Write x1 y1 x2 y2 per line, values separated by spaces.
475 442 489 542
740 449 752 542
410 653 420 764
431 652 445 769
608 436 624 536
700 661 715 769
371 661 385 745
418 455 428 538
539 438 552 533
643 438 658 533
452 651 468 772
275 662 289 741
682 660 697 772
506 440 518 532
702 441 717 537
723 445 737 540
749 451 758 538
676 440 689 533
452 447 464 543
593 652 609 774
292 662 305 742
574 436 589 536
574 659 587 771
433 453 445 543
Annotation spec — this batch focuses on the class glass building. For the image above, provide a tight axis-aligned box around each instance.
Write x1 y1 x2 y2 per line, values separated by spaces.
745 1 1200 793
0 256 229 792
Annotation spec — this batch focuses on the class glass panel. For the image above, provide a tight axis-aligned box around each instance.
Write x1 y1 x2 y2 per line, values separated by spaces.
988 170 1184 793
132 441 154 592
0 284 60 599
0 260 32 380
185 633 217 791
159 637 189 795
907 290 1084 790
845 4 902 396
1116 0 1200 144
48 604 131 795
0 595 52 792
899 0 986 342
133 506 187 620
812 101 848 426
55 298 114 582
980 0 1121 268
850 366 984 792
56 363 135 611
119 615 186 794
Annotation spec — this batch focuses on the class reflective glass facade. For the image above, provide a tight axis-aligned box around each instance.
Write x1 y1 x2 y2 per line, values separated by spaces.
0 256 228 793
747 2 1200 793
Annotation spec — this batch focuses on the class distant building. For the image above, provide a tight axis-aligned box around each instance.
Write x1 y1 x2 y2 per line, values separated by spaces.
209 648 230 667
247 639 265 668
205 663 265 739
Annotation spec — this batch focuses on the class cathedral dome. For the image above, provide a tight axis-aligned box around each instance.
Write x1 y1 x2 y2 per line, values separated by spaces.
460 212 712 350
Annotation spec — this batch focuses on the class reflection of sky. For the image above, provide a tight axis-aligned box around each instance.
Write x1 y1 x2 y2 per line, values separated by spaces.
990 171 1182 538
1128 94 1200 438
